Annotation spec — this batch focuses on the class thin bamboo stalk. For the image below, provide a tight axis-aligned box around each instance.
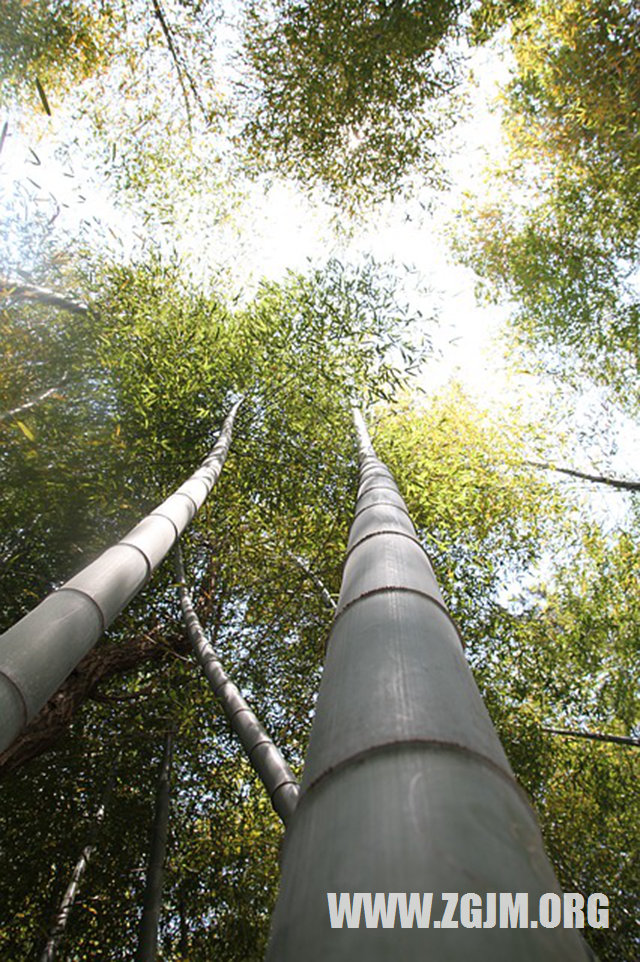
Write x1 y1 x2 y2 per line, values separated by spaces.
524 460 640 492
0 400 242 755
262 539 336 611
543 726 640 747
265 407 591 960
174 545 300 824
40 764 117 962
0 376 67 423
135 732 173 962
286 550 336 611
0 278 88 315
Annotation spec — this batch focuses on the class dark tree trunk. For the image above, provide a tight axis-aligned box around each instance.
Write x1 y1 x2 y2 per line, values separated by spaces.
136 732 173 962
0 628 188 777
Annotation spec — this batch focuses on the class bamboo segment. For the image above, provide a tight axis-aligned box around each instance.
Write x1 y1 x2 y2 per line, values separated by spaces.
265 408 591 961
135 733 173 962
175 546 300 824
0 400 242 754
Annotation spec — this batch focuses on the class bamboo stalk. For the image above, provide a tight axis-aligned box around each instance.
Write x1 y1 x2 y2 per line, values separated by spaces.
41 764 117 962
175 545 300 824
0 278 88 315
265 407 591 960
0 400 242 755
543 726 639 748
0 377 67 423
284 549 336 611
524 460 640 492
135 732 173 962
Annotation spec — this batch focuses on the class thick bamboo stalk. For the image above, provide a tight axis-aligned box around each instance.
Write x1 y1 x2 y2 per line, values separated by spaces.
174 546 300 824
136 732 173 962
0 400 242 755
40 764 117 962
265 408 591 960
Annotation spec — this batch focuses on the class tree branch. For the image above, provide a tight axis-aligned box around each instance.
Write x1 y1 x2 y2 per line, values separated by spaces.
150 0 192 128
285 549 336 611
262 539 337 611
150 0 208 128
0 278 88 315
0 376 67 424
525 460 640 492
90 684 157 705
542 726 640 748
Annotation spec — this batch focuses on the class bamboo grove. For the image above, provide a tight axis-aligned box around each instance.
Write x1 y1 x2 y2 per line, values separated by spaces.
0 265 637 960
1 0 639 958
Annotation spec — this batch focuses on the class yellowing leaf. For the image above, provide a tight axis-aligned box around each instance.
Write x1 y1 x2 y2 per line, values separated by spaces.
15 420 35 441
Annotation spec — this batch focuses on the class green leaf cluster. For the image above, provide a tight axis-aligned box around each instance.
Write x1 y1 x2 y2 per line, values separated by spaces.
0 0 116 107
238 0 465 207
452 0 640 409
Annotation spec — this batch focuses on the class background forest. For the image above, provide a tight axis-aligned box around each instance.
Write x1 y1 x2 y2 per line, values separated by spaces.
0 0 638 959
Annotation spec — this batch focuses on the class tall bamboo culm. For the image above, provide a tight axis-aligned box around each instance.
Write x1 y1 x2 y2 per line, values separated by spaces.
265 408 592 960
0 400 242 754
175 545 300 824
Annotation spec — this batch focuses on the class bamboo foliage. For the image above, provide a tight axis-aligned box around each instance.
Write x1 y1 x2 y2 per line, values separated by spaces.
174 544 300 824
265 408 591 960
0 399 242 755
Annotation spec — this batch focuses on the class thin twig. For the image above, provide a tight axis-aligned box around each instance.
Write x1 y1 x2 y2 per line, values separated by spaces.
543 726 640 748
35 77 52 115
525 460 640 492
0 377 68 424
150 0 194 130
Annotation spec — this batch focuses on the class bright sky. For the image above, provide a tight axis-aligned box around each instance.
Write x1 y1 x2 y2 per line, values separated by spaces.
1 21 638 537
1 36 512 397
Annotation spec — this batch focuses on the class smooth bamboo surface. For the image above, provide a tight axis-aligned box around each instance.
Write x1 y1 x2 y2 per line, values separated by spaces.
0 400 242 754
175 546 300 824
265 408 591 961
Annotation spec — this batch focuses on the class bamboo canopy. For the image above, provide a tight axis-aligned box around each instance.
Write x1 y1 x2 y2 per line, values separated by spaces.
0 400 242 754
265 408 591 960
